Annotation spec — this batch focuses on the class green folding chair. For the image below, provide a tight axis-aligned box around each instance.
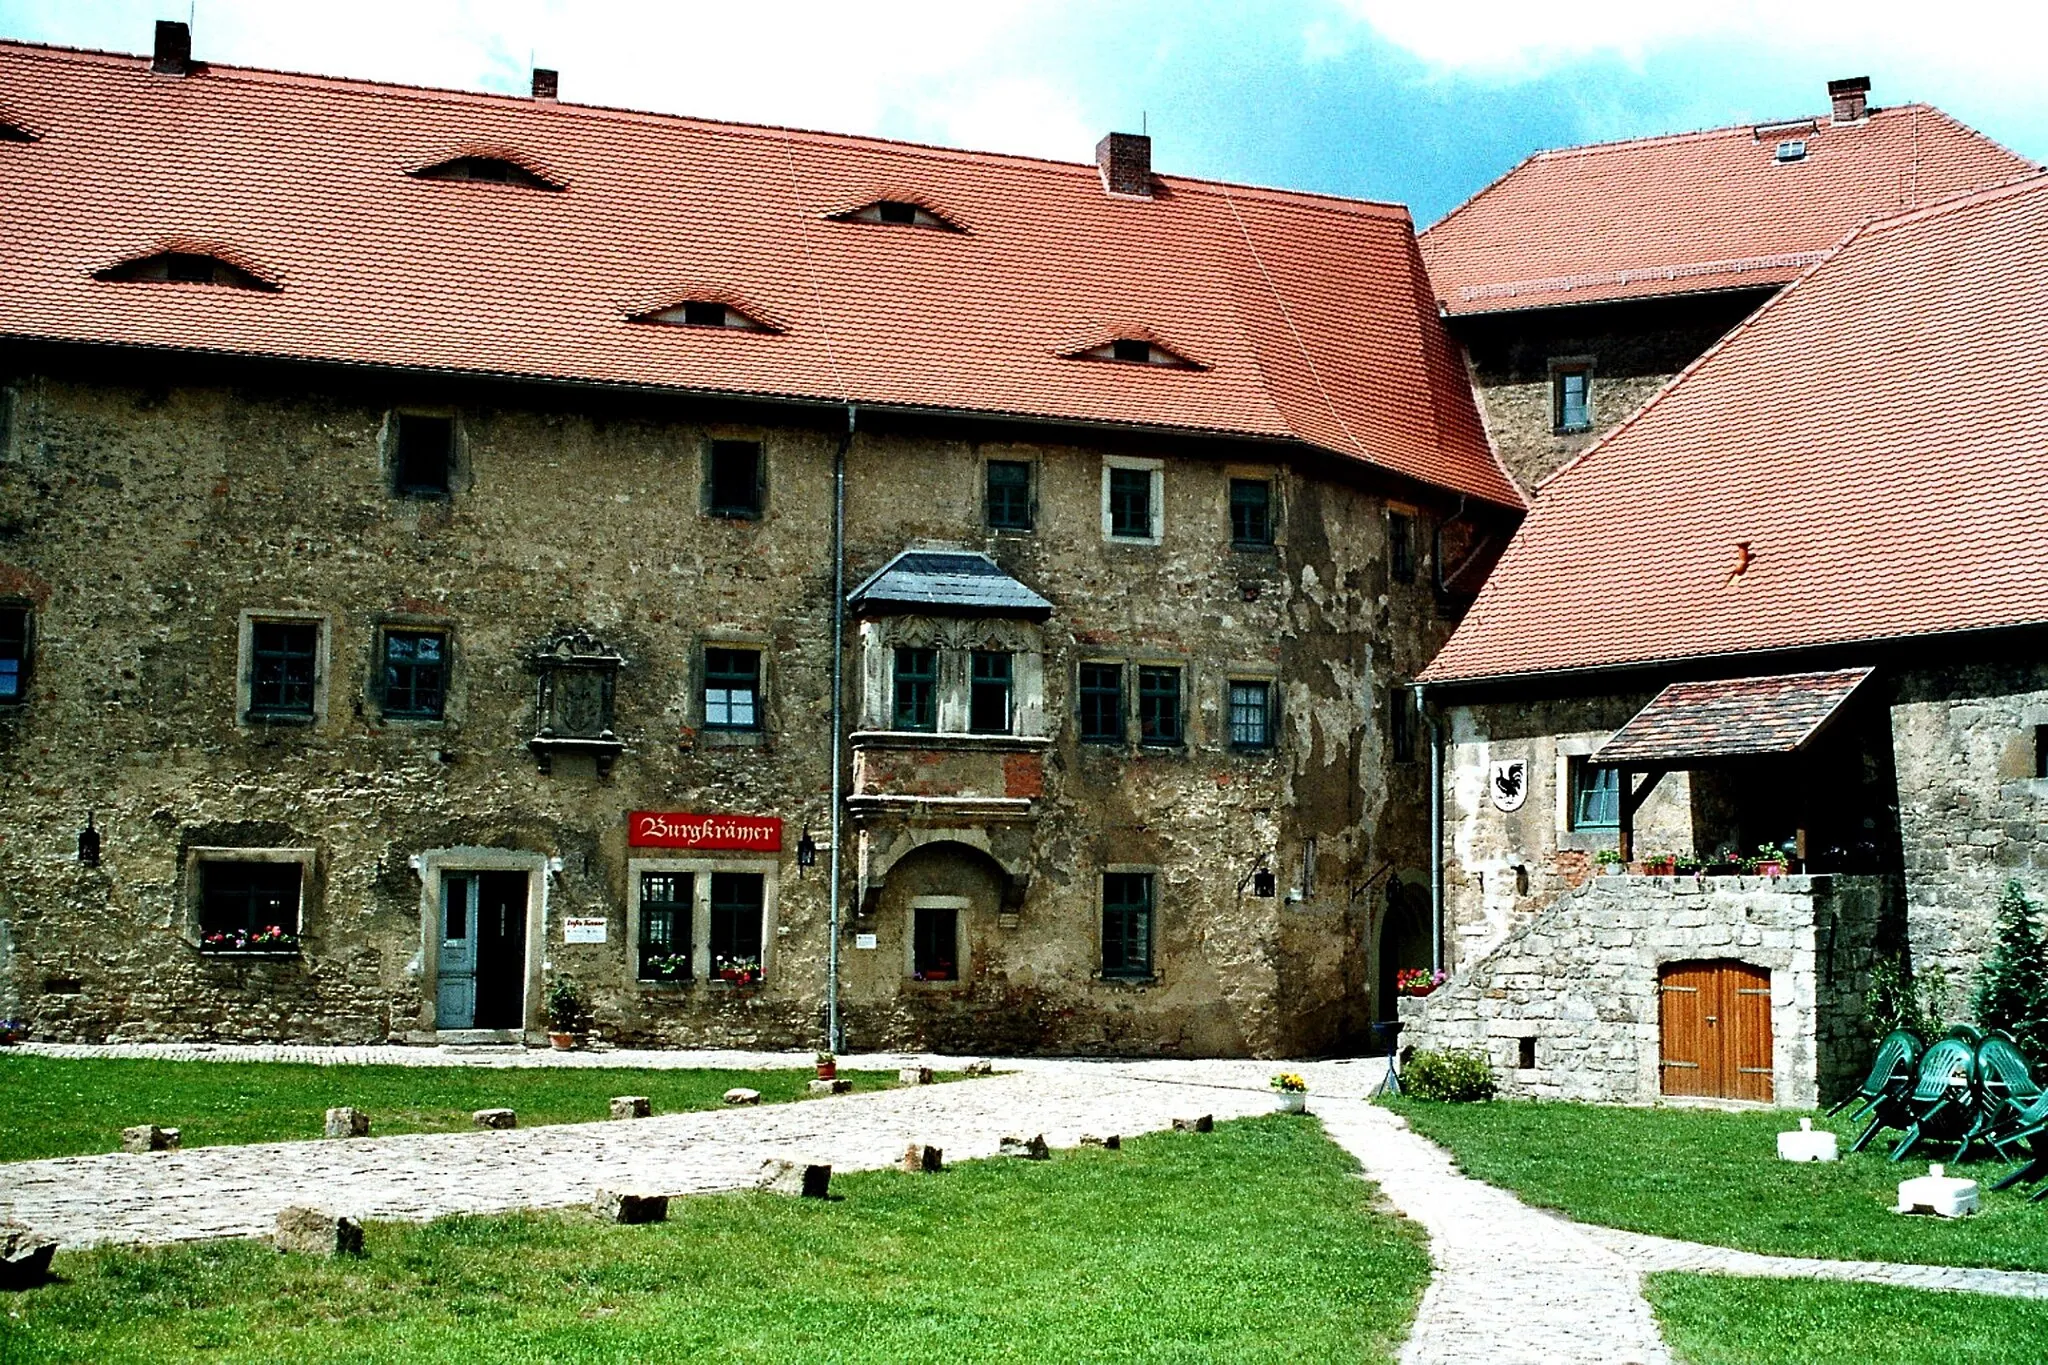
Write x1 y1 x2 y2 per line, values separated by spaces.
1829 1028 1923 1120
1886 1037 1978 1162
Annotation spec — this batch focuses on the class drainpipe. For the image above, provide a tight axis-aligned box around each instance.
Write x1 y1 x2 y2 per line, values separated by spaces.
1416 682 1445 974
826 404 856 1053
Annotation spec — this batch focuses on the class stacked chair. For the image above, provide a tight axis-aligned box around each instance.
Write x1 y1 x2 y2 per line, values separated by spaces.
1839 1024 2048 1196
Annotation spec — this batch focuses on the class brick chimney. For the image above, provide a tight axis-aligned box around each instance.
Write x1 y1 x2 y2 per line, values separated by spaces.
1095 132 1153 199
1828 76 1871 125
531 67 559 101
151 19 191 76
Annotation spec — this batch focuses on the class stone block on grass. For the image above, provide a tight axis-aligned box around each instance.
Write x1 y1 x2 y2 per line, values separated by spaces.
1080 1133 1121 1150
120 1124 180 1153
757 1159 832 1198
902 1143 945 1173
1172 1115 1214 1134
808 1078 853 1095
0 1220 57 1289
608 1095 652 1120
963 1058 995 1076
723 1087 762 1106
897 1065 934 1086
591 1189 669 1224
324 1107 371 1139
471 1108 517 1130
274 1206 364 1258
999 1134 1050 1160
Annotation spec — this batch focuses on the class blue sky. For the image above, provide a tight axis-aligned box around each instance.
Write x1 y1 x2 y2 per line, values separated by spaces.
3 1 2040 225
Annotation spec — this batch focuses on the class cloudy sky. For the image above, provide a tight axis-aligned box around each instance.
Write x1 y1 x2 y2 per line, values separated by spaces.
3 1 2040 223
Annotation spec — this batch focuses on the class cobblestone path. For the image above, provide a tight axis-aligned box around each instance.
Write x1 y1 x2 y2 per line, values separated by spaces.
1583 1223 2048 1300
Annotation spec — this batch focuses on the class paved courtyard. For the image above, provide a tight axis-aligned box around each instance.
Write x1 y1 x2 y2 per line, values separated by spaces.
5 1044 2046 1364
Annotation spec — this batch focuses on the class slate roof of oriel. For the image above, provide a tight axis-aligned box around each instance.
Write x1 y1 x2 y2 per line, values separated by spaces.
0 36 1521 509
848 551 1053 619
1594 669 1874 764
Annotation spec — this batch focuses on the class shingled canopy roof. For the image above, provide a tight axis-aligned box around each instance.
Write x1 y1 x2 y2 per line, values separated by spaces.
1421 173 2048 686
848 551 1052 619
1594 669 1874 766
1420 102 2034 316
0 39 1520 509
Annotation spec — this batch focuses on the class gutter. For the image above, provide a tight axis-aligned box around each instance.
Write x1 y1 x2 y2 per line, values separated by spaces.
827 403 856 1052
1414 681 1444 976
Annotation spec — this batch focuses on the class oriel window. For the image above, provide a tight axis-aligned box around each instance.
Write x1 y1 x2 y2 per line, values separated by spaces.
393 414 454 496
986 460 1033 531
1078 662 1124 743
638 871 692 981
893 646 938 731
1108 467 1153 539
709 871 765 980
707 440 763 518
1230 479 1273 548
0 606 26 703
969 650 1012 734
1228 680 1272 750
249 621 318 718
1101 872 1154 979
1138 665 1183 745
703 648 762 731
381 628 447 720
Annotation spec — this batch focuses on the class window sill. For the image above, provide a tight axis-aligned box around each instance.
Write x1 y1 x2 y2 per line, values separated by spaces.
987 524 1035 536
636 977 694 989
906 977 968 991
378 713 447 726
245 712 316 726
707 509 762 522
1105 535 1161 547
1553 425 1593 437
699 728 768 749
1231 542 1277 554
1230 744 1276 757
195 948 303 960
850 730 1052 752
1093 974 1158 989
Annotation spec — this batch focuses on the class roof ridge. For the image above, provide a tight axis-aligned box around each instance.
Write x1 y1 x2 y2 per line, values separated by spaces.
1854 165 2048 236
0 37 1412 218
1526 102 1929 163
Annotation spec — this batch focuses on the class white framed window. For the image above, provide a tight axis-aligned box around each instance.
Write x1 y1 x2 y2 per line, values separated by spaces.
1101 456 1164 543
906 894 970 985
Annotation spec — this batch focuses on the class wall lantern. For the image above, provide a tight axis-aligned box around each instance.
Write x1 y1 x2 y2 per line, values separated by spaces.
1251 865 1277 899
77 810 101 867
796 827 818 871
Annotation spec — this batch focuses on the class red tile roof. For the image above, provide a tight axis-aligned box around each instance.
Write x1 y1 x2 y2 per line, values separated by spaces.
1593 669 1874 764
1420 104 2036 316
0 40 1521 509
1421 173 2048 684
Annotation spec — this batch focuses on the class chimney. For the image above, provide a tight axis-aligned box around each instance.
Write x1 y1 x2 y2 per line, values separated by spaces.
531 67 559 101
1828 76 1871 125
151 19 191 76
1095 132 1153 199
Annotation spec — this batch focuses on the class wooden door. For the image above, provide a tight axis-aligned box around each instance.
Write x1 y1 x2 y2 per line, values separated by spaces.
1659 961 1773 1101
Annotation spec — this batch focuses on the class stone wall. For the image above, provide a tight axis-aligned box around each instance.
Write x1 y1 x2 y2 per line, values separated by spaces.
0 357 1492 1054
1891 660 2048 1007
1399 874 1888 1106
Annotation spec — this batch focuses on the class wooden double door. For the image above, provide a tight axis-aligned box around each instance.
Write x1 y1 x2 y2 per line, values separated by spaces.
1659 960 1773 1101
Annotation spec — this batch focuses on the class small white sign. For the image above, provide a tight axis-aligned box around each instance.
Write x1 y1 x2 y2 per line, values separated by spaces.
1489 759 1529 813
563 917 608 944
854 933 879 950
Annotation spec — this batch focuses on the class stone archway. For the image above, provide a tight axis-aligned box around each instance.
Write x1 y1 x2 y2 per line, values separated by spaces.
1377 880 1433 1021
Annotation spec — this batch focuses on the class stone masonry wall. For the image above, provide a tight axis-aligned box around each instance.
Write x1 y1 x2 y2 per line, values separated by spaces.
1400 874 1888 1106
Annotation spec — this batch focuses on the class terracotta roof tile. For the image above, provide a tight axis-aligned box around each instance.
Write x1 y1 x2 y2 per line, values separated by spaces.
1420 104 2036 315
1421 173 2048 684
1593 669 1873 763
0 40 1521 509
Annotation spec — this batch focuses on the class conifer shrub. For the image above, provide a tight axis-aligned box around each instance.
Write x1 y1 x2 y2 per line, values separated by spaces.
1973 879 2048 1060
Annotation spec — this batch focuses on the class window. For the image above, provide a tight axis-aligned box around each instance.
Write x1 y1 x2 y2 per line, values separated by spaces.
2036 725 2048 780
393 414 453 496
248 620 318 718
638 301 776 332
1389 511 1416 584
1554 368 1592 433
703 648 762 731
913 905 959 981
1112 338 1152 363
835 199 961 230
414 155 560 189
1138 665 1182 745
969 650 1012 734
198 860 302 950
0 606 26 704
1230 479 1273 548
380 628 447 720
707 440 763 518
1390 689 1415 764
638 871 692 981
986 460 1033 531
1108 467 1153 539
893 646 938 731
1079 662 1124 743
96 251 275 290
1101 872 1154 979
1070 338 1198 368
1569 758 1621 831
709 872 765 980
1228 680 1272 750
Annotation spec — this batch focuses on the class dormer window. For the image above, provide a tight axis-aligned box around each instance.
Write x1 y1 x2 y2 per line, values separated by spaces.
832 199 962 231
96 251 276 291
1069 337 1200 369
636 300 777 333
412 155 561 190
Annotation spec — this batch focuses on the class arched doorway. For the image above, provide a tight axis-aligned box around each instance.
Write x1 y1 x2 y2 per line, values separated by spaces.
1377 879 1432 1021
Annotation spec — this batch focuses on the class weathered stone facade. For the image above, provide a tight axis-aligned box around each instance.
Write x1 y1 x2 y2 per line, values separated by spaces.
0 354 1490 1055
1399 874 1886 1106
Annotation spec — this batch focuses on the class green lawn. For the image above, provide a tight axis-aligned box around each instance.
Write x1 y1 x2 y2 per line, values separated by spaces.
1647 1273 2048 1364
1387 1098 2048 1270
0 1056 924 1161
1 1117 1429 1364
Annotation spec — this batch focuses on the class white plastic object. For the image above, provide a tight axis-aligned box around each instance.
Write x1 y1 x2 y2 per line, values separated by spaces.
1777 1116 1839 1163
1896 1163 1979 1218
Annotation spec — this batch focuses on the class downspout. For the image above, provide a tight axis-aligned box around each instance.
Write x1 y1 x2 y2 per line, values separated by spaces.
1415 681 1444 974
827 404 856 1052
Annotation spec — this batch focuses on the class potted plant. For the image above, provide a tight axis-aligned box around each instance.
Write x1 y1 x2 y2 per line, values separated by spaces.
1754 843 1792 878
1635 851 1677 877
1396 967 1445 998
715 955 762 988
1674 853 1705 878
815 1051 837 1081
0 1019 24 1046
1595 848 1625 876
1270 1072 1308 1114
545 978 591 1050
643 952 691 983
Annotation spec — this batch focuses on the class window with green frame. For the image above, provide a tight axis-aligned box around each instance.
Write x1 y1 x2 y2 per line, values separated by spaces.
893 646 937 730
1229 478 1273 548
380 628 447 720
1078 661 1124 742
709 871 764 980
638 871 692 981
1138 664 1182 745
1569 757 1621 831
969 649 1012 734
1108 466 1153 539
1101 871 1154 979
986 460 1032 531
703 647 762 731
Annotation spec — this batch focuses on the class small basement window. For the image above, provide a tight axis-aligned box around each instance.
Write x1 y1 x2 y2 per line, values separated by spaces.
97 252 275 290
393 413 454 496
413 156 560 189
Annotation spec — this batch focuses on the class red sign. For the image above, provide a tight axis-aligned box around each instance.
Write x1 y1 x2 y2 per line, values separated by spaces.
628 811 783 852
